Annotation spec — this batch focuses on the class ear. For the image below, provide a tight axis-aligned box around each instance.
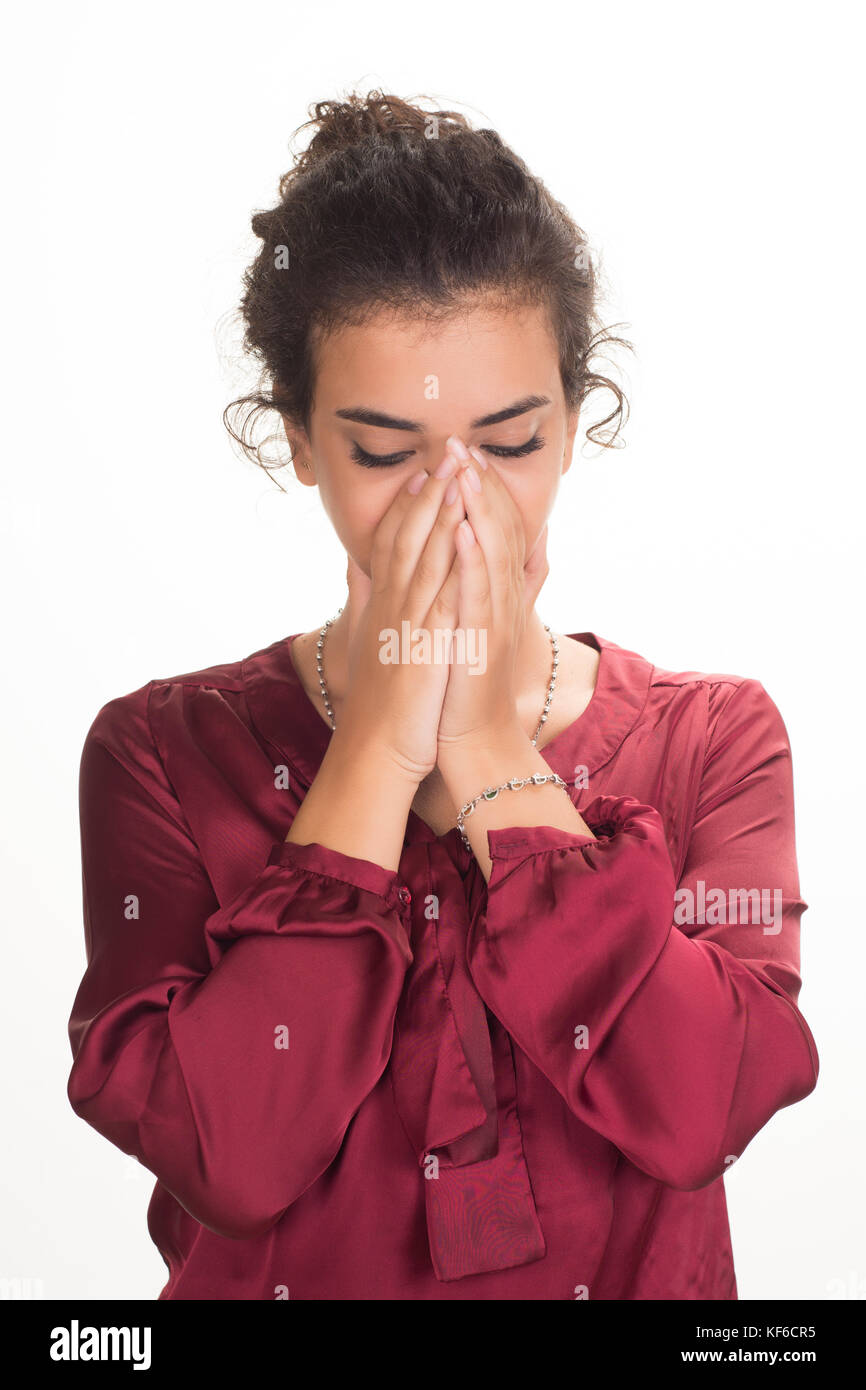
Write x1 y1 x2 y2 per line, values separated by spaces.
281 414 316 488
561 408 580 478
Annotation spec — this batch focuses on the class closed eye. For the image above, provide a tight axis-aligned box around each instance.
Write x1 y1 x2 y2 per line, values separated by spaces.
349 444 414 469
483 435 546 459
349 434 546 469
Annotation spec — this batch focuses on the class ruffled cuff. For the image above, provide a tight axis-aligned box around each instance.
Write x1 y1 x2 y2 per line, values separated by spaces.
203 837 414 968
484 793 651 871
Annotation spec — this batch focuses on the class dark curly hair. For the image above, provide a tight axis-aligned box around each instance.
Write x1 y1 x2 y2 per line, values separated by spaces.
223 90 632 489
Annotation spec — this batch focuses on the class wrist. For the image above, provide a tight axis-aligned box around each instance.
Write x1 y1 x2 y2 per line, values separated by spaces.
326 728 427 793
437 722 541 806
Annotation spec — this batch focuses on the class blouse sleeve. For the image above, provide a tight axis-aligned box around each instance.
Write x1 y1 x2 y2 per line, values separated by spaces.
67 684 413 1241
466 678 819 1191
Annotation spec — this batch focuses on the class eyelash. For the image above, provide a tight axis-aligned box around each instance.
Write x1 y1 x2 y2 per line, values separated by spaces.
349 435 546 469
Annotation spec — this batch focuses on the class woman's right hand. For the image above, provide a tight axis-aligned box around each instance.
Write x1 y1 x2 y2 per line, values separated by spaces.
334 449 467 783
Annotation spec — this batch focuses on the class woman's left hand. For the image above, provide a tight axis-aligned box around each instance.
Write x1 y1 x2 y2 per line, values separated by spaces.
436 444 550 752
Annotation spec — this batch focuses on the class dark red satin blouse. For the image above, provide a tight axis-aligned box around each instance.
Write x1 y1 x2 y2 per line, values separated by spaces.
66 630 819 1299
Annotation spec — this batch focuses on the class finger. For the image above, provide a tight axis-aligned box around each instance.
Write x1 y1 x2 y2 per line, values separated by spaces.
456 455 523 632
367 469 430 595
454 514 491 641
370 452 460 603
406 468 466 625
467 447 524 567
426 548 461 637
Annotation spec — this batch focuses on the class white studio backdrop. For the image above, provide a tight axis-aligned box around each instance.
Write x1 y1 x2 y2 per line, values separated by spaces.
1 0 862 1300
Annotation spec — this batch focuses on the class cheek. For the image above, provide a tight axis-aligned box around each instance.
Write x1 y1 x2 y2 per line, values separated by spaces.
318 471 402 564
318 463 377 529
495 466 553 529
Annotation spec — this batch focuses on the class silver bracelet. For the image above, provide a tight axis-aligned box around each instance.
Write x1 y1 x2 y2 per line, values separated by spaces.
456 772 571 853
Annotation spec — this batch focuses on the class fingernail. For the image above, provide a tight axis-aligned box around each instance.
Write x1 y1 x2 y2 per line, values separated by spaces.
407 470 429 494
435 452 458 479
468 445 488 471
446 435 471 462
463 464 482 493
445 477 459 505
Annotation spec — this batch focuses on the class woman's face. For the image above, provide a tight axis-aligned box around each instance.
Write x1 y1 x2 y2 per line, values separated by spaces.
282 300 580 574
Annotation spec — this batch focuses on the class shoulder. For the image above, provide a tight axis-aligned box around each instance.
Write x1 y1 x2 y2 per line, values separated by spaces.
80 639 267 763
651 656 787 745
649 650 763 726
78 641 279 837
595 632 792 753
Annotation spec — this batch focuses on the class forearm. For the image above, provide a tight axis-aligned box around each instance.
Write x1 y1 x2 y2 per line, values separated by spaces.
438 721 596 881
286 733 419 873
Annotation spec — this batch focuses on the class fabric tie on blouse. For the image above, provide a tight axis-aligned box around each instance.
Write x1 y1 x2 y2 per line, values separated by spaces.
388 837 546 1281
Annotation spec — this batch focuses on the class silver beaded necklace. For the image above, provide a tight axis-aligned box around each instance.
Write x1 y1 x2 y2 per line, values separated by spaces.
315 609 560 745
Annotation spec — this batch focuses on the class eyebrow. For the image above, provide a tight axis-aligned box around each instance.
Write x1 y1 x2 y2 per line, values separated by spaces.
333 394 551 433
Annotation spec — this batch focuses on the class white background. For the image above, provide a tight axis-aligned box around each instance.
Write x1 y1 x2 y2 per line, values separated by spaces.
1 0 862 1300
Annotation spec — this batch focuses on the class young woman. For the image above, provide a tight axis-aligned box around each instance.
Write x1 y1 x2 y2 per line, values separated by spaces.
67 91 819 1300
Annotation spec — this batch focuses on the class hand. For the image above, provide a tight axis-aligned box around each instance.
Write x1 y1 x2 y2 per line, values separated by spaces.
436 443 551 753
335 449 469 782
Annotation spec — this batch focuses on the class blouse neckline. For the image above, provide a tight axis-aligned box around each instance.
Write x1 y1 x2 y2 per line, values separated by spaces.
242 629 653 850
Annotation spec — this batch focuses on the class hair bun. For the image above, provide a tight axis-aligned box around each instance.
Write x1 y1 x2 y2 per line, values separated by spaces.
285 90 471 183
